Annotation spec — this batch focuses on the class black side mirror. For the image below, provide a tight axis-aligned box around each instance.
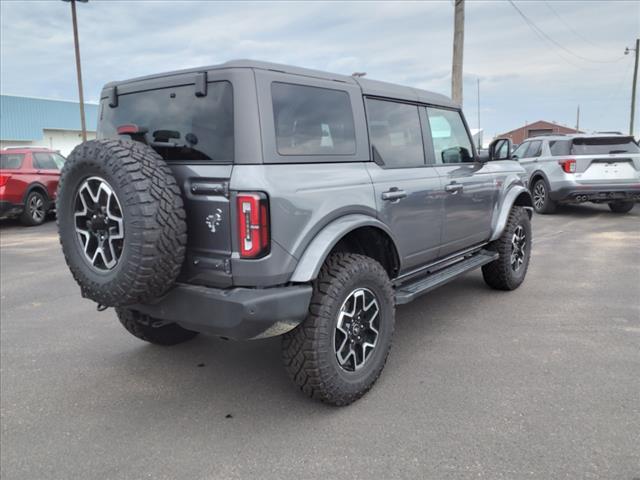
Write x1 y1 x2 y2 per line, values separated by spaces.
488 138 512 161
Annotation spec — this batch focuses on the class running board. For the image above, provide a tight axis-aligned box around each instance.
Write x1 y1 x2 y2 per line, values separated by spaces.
395 250 498 305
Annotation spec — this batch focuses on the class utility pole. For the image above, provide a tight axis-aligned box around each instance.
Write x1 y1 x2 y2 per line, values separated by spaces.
63 0 88 142
625 38 639 136
576 105 580 131
477 78 481 149
451 0 465 105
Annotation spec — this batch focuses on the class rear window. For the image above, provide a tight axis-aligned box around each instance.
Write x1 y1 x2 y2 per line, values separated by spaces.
272 82 356 156
570 137 640 155
98 81 233 162
0 153 24 169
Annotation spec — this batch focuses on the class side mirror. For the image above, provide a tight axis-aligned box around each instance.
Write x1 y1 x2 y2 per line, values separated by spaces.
488 138 512 161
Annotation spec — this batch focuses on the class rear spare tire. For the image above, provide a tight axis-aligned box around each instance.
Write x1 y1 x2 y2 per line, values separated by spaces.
57 139 187 307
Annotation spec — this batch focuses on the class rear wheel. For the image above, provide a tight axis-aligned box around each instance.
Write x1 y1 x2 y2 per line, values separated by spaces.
608 201 634 213
116 308 198 346
532 178 556 214
482 206 532 291
20 190 47 226
282 253 395 406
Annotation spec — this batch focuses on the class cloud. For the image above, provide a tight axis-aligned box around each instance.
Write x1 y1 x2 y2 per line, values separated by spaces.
1 0 638 136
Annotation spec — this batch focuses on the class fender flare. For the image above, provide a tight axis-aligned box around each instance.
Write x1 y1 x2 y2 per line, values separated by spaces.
22 182 50 204
289 214 400 283
529 169 550 187
489 185 533 242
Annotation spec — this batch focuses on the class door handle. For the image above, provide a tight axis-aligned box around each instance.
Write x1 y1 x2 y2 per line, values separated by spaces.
381 188 407 202
444 183 463 194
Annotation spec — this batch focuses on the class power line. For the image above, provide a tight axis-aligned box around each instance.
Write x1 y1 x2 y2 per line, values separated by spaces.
542 0 611 51
598 59 634 125
508 0 626 64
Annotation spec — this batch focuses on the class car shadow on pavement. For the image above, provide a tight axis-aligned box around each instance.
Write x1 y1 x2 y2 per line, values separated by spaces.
547 203 637 217
102 274 488 417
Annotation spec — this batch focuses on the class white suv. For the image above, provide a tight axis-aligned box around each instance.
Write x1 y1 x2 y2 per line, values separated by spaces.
512 134 640 214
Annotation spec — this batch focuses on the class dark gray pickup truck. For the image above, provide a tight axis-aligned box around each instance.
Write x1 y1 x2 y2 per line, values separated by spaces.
57 60 533 405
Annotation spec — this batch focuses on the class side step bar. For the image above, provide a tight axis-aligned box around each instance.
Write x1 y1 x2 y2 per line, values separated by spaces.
395 249 498 305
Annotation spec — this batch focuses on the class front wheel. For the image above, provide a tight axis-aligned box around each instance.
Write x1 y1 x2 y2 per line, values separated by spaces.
608 201 634 213
482 206 532 291
282 253 395 406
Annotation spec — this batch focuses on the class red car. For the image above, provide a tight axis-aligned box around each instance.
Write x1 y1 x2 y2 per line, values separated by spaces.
0 147 65 226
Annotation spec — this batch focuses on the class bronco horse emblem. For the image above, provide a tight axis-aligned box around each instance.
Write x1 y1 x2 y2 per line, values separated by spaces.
205 209 223 233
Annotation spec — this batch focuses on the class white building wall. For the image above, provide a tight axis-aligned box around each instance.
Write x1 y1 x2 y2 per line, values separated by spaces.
0 128 96 156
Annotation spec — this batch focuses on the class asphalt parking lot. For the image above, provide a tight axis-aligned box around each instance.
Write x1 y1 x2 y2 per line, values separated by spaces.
1 204 639 480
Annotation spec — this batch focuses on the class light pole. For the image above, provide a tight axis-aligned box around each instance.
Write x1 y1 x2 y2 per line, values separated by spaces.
62 0 88 142
625 38 639 136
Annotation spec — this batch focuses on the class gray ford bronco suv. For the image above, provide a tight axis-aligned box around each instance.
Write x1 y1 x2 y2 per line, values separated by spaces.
57 60 533 405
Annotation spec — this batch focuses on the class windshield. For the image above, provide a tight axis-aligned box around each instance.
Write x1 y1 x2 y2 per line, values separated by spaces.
0 153 24 169
98 81 233 162
571 137 639 155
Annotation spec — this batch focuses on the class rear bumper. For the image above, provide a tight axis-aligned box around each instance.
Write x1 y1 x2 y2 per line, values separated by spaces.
549 181 640 203
131 283 313 340
0 201 23 219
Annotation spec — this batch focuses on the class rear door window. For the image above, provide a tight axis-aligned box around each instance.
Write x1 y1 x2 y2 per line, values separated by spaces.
365 98 425 168
570 137 640 155
272 82 356 156
526 140 542 158
0 153 24 169
99 81 234 162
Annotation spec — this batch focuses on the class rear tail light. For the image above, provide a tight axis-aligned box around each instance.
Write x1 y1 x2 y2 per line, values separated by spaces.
558 159 576 173
0 174 10 187
237 192 270 258
117 124 140 134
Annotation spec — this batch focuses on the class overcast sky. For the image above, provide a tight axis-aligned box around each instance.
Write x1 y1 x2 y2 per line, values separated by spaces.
1 0 638 140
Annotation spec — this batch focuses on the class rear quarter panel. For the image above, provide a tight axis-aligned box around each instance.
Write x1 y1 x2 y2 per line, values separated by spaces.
1 153 38 204
230 163 377 285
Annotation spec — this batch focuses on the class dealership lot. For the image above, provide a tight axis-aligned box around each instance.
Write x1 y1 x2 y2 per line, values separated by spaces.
1 205 639 480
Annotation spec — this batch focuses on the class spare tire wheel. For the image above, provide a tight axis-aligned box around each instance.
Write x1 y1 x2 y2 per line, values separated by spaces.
56 139 187 307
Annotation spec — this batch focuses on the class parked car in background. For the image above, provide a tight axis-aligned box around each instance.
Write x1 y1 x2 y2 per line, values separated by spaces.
0 147 65 225
511 134 640 214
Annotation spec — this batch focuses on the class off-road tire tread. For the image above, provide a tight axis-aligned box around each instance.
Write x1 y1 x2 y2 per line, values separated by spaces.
482 206 531 291
116 308 198 345
282 253 395 406
57 139 187 306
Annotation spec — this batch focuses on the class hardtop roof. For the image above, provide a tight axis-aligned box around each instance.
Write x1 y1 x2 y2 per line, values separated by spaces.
102 59 457 109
